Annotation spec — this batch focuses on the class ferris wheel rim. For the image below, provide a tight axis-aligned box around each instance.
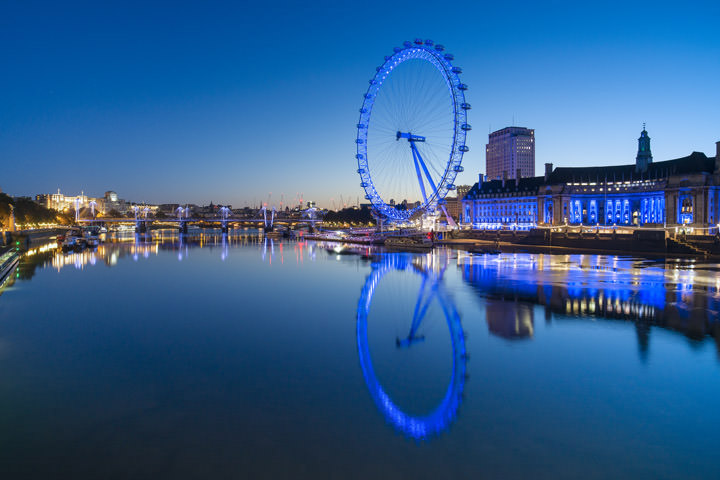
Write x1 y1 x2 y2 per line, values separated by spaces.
356 40 469 222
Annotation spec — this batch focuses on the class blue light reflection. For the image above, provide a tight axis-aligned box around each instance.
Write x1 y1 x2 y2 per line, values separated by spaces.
356 253 467 440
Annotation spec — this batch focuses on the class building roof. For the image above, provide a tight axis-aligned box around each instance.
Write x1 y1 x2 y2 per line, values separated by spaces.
463 151 717 200
548 152 716 184
464 176 546 199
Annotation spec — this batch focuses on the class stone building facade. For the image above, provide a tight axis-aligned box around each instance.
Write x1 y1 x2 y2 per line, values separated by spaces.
463 129 720 234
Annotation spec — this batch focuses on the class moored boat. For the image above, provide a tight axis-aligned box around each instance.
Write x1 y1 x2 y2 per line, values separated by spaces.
0 248 20 287
384 236 433 250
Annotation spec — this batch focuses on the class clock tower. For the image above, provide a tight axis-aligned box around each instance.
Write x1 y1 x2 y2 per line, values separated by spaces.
636 124 653 173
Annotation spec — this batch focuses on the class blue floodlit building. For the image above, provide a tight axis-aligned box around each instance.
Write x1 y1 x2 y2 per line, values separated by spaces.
462 128 720 233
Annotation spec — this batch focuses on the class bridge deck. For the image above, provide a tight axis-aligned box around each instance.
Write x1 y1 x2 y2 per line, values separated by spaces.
79 218 320 223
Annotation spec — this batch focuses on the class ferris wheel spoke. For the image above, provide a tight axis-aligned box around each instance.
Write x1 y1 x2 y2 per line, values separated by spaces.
411 143 439 197
411 145 429 204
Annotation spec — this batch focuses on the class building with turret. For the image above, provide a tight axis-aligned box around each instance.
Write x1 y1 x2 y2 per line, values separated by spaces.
463 127 720 234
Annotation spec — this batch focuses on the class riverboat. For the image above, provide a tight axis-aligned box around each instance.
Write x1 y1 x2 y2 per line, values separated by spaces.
0 248 20 287
264 227 289 238
384 236 433 250
61 228 86 251
469 245 502 255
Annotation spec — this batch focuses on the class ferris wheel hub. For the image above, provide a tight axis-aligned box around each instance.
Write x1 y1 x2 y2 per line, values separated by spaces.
396 131 426 142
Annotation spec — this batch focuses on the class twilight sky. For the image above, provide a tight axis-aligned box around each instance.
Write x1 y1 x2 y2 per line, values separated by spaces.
2 0 719 209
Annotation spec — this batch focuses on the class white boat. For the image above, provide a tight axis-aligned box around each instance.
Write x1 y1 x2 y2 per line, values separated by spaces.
109 224 135 233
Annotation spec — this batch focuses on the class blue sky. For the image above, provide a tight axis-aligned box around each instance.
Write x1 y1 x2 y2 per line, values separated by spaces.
1 0 719 208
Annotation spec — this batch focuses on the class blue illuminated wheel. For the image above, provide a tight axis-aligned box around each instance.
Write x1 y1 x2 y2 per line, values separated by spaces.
356 253 467 439
356 39 470 223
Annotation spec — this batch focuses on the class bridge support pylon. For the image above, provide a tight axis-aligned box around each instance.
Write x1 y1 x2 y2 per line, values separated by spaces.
135 220 148 234
179 221 188 234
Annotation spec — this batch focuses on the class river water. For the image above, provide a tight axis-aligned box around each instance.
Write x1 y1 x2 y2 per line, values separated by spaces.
0 230 718 479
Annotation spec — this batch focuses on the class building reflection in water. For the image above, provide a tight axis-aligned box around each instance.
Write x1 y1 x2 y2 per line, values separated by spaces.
486 300 534 339
356 252 467 440
14 229 320 281
458 252 720 357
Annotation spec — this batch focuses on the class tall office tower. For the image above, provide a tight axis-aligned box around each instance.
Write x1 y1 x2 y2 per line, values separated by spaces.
485 127 535 180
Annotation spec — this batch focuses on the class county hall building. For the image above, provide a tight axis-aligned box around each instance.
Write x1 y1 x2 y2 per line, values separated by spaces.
462 128 720 234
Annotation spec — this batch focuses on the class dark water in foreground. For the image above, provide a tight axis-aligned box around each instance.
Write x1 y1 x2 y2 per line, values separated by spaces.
0 231 719 479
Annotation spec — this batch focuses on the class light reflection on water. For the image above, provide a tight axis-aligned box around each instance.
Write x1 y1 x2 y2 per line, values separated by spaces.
357 252 467 440
2 234 720 478
458 251 720 345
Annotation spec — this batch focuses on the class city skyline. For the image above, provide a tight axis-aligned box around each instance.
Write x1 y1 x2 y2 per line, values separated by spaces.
2 1 719 209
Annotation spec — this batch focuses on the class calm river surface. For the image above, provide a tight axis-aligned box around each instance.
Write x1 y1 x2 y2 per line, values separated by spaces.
1 230 719 479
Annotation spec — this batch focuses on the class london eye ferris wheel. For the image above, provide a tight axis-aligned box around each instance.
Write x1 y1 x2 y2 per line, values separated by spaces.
356 39 470 223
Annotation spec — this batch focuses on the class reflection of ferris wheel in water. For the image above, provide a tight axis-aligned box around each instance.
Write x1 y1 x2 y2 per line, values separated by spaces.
356 253 467 439
356 39 470 223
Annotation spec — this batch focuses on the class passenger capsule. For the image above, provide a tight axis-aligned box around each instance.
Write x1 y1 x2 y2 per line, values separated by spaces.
424 39 434 46
357 167 365 172
356 139 364 144
459 146 469 152
359 108 367 113
357 124 366 129
393 47 402 53
454 165 465 172
368 79 376 85
360 182 369 188
365 194 372 200
444 53 454 61
461 124 472 131
457 83 468 90
461 103 471 110
364 93 372 99
414 38 423 45
447 184 457 190
452 66 462 74
403 40 412 47
435 44 445 51
376 66 382 72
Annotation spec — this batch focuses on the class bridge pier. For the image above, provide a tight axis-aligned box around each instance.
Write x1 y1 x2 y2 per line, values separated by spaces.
135 220 148 234
221 221 229 233
179 221 188 234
